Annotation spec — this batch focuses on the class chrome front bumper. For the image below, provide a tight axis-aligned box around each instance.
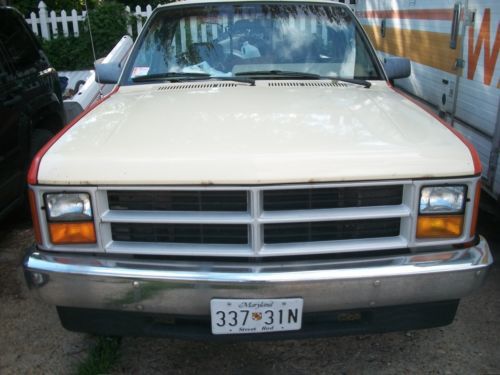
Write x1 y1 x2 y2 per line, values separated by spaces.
24 237 492 316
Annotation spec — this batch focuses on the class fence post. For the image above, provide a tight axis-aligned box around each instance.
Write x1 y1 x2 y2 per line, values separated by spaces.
38 1 50 40
190 16 198 43
61 10 69 37
29 12 38 35
135 5 143 34
125 6 133 36
180 18 187 52
71 9 79 37
50 10 58 38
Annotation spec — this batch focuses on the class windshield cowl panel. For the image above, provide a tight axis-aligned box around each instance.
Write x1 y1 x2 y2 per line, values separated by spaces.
123 2 383 85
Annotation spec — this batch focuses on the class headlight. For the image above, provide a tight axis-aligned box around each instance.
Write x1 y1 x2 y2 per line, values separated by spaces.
45 193 92 221
419 186 466 214
417 185 466 239
44 193 96 245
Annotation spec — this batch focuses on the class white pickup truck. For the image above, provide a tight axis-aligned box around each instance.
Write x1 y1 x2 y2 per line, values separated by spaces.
24 0 492 339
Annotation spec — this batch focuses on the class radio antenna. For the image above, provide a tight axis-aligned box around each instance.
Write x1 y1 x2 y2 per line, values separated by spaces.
84 0 103 99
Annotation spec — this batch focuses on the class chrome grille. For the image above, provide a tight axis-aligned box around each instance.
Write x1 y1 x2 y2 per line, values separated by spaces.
98 182 413 258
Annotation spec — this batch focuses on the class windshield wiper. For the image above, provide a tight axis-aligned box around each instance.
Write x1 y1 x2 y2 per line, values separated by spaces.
132 72 255 85
235 70 371 88
334 77 371 89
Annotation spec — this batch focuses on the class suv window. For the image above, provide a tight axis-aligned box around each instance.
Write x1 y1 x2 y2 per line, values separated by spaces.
0 11 40 70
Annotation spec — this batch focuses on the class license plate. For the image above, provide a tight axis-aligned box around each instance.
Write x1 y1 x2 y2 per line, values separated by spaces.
210 298 303 335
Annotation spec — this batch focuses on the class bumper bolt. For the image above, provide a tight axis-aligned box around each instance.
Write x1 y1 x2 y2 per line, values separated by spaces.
373 280 381 287
133 281 140 288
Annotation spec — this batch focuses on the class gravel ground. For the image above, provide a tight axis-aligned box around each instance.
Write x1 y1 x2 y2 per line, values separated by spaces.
0 209 499 374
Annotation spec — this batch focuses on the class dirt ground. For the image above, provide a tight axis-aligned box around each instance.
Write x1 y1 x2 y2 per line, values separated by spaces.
0 209 499 374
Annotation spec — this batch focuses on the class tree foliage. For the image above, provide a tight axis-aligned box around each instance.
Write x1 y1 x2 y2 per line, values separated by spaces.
10 0 171 16
11 0 176 70
10 0 98 16
42 1 128 70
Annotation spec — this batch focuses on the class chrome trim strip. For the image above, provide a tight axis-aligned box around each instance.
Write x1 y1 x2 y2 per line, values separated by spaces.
24 237 492 314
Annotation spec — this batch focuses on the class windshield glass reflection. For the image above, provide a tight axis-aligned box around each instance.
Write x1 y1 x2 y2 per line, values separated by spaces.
125 2 382 83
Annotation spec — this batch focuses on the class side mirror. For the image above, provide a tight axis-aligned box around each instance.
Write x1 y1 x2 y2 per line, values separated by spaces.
95 62 122 84
384 57 411 80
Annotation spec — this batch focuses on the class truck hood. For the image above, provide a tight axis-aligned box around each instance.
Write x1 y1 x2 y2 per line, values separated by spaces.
38 81 474 185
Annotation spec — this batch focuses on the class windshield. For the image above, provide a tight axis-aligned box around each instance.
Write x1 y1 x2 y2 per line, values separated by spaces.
124 2 383 83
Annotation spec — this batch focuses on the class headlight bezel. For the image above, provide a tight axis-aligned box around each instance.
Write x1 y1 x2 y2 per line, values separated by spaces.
43 192 97 245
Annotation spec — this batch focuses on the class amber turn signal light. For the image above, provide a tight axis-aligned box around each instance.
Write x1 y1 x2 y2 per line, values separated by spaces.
416 215 464 239
48 222 96 244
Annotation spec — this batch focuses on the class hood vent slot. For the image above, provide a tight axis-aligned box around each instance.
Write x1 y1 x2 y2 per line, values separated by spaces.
157 82 238 91
268 81 348 88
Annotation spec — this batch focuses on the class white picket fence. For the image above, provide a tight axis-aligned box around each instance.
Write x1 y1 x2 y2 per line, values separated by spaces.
25 0 357 41
25 1 155 40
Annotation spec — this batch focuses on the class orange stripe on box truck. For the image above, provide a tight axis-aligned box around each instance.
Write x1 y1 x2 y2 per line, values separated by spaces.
357 9 453 21
363 25 460 74
467 8 500 86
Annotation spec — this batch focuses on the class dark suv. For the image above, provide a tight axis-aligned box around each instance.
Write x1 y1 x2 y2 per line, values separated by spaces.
0 7 64 219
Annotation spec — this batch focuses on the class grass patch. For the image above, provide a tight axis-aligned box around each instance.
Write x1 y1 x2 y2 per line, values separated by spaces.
77 336 121 375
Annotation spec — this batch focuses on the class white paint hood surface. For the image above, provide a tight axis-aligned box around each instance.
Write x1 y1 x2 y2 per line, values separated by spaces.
38 82 474 185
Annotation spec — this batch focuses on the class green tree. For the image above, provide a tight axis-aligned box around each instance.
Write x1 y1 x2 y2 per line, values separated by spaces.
42 1 128 70
9 0 98 16
9 0 174 16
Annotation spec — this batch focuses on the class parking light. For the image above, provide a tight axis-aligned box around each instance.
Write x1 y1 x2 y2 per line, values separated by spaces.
48 222 96 244
416 215 464 238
